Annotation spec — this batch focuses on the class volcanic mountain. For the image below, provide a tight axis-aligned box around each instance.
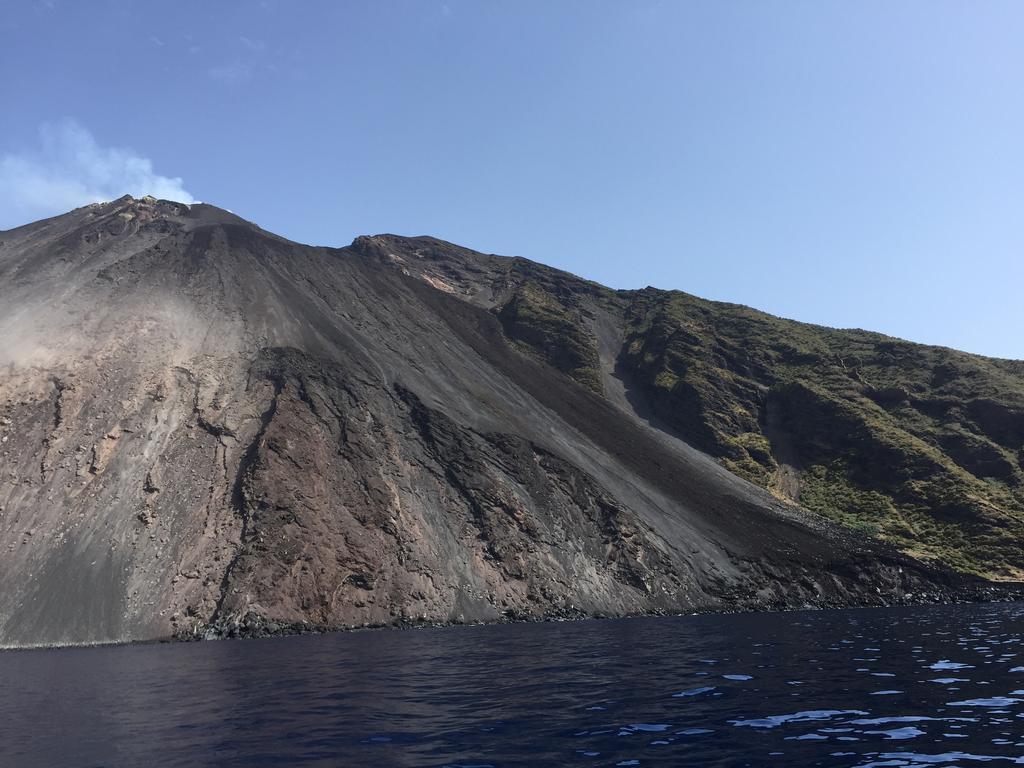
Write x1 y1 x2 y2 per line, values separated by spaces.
0 196 1020 647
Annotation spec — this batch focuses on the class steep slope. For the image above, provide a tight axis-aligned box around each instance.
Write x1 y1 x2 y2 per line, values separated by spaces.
615 291 1024 579
0 198 1014 647
348 235 1024 582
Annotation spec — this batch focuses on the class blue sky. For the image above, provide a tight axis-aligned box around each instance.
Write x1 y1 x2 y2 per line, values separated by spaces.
1 1 1021 359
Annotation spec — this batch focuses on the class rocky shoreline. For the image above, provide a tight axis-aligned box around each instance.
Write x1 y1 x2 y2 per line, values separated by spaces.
190 578 1024 643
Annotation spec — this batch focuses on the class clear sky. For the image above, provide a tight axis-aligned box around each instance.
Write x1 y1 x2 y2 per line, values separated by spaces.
1 1 1021 359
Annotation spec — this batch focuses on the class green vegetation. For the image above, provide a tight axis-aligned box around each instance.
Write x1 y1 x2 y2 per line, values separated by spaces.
482 253 1024 580
494 260 616 394
618 288 1024 579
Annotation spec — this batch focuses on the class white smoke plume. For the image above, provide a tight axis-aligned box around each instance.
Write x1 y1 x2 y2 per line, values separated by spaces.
0 120 194 229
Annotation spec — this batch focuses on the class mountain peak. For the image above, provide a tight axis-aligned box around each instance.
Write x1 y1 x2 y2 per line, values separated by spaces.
86 194 254 231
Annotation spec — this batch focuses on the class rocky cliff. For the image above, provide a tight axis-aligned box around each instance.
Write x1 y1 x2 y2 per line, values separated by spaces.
0 197 1017 647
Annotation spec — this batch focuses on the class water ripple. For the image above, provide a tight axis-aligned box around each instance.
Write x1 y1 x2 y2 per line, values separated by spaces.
2 602 1024 766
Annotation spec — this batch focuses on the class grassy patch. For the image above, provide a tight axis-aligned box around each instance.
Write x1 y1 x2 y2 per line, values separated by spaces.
616 288 1024 578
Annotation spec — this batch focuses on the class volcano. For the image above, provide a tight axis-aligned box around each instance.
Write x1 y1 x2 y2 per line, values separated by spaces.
0 196 1019 647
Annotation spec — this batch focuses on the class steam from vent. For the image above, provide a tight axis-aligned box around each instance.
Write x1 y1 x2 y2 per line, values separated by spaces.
0 120 195 229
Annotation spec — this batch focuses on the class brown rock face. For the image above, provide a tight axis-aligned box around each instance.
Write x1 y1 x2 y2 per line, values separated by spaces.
0 198 1007 647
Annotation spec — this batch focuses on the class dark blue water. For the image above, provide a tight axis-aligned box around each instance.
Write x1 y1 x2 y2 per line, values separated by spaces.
3 603 1024 767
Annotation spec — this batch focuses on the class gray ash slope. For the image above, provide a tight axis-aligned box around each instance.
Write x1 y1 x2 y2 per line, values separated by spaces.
0 196 1008 647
